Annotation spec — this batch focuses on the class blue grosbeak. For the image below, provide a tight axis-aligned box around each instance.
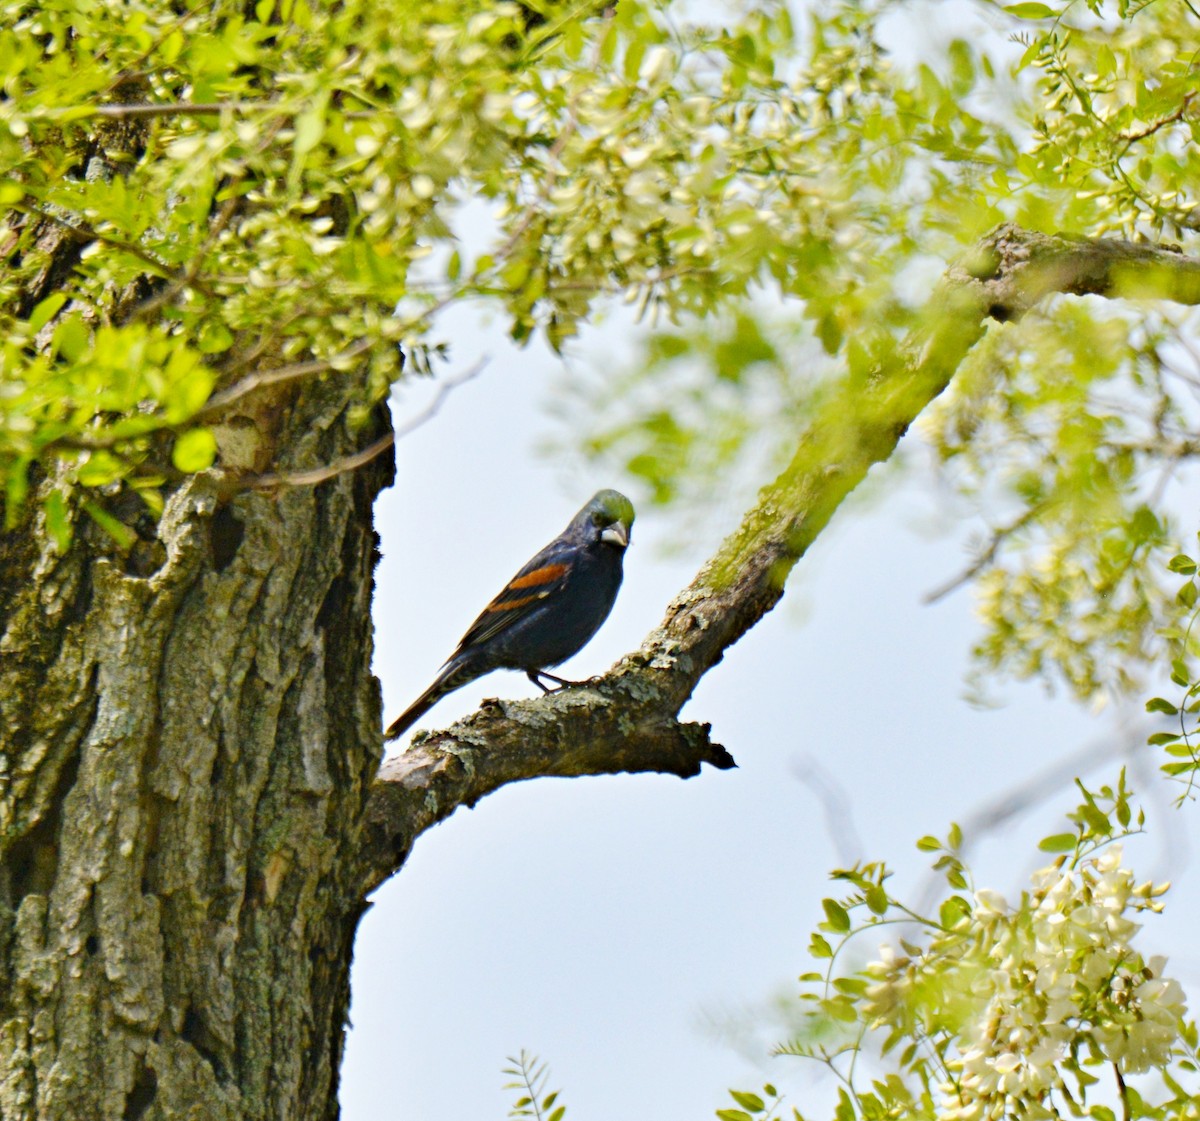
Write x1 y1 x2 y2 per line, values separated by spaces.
385 489 635 741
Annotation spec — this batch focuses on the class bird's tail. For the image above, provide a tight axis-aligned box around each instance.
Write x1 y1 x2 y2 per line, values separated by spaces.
384 657 479 741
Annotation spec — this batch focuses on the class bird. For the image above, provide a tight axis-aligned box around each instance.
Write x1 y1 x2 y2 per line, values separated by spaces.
385 489 635 741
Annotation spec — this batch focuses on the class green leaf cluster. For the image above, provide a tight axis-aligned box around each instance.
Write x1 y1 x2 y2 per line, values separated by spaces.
1144 538 1200 798
742 774 1190 1121
503 1050 567 1121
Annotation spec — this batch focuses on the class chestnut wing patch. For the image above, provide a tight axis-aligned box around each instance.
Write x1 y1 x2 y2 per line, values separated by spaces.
506 563 568 590
454 560 572 652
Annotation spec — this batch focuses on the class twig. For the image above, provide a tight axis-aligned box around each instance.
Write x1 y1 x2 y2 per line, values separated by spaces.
922 504 1044 605
88 101 375 121
93 102 263 119
245 357 488 490
249 431 395 491
1114 1064 1131 1121
1119 92 1195 147
196 340 376 419
16 202 216 299
792 755 864 867
390 356 489 439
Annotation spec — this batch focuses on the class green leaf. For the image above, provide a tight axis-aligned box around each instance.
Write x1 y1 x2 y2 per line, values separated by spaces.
716 1111 753 1121
1038 833 1078 853
44 489 73 553
1003 2 1058 17
1168 554 1196 575
294 104 327 156
172 428 217 473
28 292 67 332
198 321 235 355
53 313 90 361
864 884 888 915
916 835 940 852
1078 802 1110 835
821 898 850 933
729 1091 765 1113
76 451 126 488
1015 36 1043 70
1148 732 1181 746
83 500 137 549
1145 697 1179 716
939 895 971 928
825 995 858 1023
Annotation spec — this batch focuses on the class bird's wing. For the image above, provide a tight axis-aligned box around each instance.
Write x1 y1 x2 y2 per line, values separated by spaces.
452 541 575 655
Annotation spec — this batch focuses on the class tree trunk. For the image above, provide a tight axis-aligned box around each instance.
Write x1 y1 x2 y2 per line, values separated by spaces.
0 379 391 1121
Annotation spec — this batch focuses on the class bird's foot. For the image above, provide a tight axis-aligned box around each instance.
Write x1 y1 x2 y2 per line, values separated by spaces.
527 670 583 693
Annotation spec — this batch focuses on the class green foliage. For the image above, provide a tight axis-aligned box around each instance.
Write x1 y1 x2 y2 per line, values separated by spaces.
503 1051 568 1121
4 0 1198 703
717 1083 798 1121
730 774 1194 1121
928 301 1200 698
1144 536 1200 800
5 0 904 524
561 0 1200 701
1011 0 1200 239
567 312 831 513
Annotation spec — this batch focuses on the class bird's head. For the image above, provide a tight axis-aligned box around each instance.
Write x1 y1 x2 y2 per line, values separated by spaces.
575 489 635 550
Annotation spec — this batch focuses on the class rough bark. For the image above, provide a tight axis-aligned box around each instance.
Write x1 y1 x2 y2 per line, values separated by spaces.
0 375 392 1121
358 223 1200 890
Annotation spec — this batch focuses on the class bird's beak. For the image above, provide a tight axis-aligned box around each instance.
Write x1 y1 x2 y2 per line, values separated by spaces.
601 521 629 548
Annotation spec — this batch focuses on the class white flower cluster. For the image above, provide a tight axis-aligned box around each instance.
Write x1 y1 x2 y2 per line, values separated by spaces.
863 846 1184 1121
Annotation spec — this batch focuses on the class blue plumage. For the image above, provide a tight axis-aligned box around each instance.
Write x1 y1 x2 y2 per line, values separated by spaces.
385 489 635 741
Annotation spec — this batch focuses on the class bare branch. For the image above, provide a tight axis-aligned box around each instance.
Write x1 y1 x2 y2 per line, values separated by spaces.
245 358 488 490
792 755 865 867
390 357 489 440
1119 92 1195 146
16 201 217 298
923 504 1045 605
360 686 735 893
358 223 1200 895
92 101 256 118
196 341 376 419
249 431 396 491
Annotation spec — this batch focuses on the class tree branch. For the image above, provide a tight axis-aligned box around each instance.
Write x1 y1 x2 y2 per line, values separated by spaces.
359 686 735 893
357 222 1200 895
